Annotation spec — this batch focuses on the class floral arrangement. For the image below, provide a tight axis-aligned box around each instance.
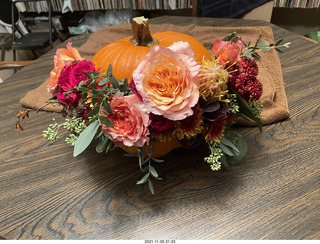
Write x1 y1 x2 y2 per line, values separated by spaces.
16 31 289 194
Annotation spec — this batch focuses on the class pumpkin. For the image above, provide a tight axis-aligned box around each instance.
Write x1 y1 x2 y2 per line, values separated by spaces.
92 16 211 82
93 17 211 158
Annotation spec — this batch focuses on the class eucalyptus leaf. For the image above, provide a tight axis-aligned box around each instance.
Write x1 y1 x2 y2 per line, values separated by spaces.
232 137 248 164
220 153 228 167
243 48 252 58
73 120 99 157
220 143 236 157
102 100 111 113
147 147 154 157
151 158 164 163
148 179 155 195
149 165 158 178
275 48 284 53
261 46 271 52
98 78 109 86
220 137 240 154
87 106 99 118
96 136 110 153
222 32 238 42
275 39 283 46
100 116 114 128
136 173 149 185
107 64 113 77
92 97 103 105
257 42 269 47
110 76 119 89
105 140 114 154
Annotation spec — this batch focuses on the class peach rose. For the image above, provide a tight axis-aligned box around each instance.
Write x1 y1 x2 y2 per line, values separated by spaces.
132 41 200 121
47 42 84 93
101 94 150 147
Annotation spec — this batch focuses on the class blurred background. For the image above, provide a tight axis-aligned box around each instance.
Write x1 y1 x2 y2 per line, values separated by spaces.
1 0 319 83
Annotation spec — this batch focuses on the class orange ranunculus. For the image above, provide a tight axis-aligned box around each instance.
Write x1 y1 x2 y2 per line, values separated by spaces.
132 41 200 121
47 42 84 93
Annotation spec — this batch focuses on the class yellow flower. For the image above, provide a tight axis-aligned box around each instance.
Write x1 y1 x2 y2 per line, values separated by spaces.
198 59 230 104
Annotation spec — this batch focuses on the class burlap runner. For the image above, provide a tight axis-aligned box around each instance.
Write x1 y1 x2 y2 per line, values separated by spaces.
20 23 289 125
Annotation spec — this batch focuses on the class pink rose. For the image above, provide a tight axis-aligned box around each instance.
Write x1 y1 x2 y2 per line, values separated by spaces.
57 60 96 106
211 38 246 66
132 41 200 121
101 94 150 147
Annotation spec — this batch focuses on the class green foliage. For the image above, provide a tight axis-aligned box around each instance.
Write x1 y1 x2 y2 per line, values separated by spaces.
135 145 163 195
73 120 99 157
43 117 86 144
234 91 263 132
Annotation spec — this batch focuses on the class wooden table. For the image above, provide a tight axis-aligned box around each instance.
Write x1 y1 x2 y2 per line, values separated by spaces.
0 16 319 240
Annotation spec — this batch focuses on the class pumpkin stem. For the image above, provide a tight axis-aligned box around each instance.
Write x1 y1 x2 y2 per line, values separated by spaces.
130 16 158 47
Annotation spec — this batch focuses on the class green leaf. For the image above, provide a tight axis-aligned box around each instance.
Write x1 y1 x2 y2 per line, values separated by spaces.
107 64 113 77
220 143 236 156
136 173 149 185
151 158 164 163
261 46 271 52
137 148 144 170
82 92 88 101
105 140 114 154
235 92 263 132
222 32 238 42
87 106 99 118
101 109 109 117
232 137 248 164
98 78 109 86
275 48 284 53
92 97 103 105
220 153 228 167
148 179 155 195
100 116 114 128
73 120 99 157
275 39 283 46
239 106 263 132
147 147 154 157
220 137 240 155
77 80 87 88
102 100 111 113
149 165 158 178
122 78 129 91
86 71 100 77
110 76 119 89
96 136 111 153
257 42 269 47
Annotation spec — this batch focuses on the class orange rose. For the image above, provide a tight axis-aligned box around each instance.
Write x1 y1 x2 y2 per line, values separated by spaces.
132 41 200 121
47 42 84 93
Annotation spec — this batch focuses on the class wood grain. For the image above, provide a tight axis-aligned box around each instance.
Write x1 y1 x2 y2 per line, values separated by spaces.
0 16 319 240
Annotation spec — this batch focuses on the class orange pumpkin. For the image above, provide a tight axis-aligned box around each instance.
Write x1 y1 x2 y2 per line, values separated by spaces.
92 16 211 82
122 136 182 158
93 17 210 158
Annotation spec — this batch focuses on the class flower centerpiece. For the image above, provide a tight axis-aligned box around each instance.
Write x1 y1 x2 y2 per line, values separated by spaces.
16 17 290 194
